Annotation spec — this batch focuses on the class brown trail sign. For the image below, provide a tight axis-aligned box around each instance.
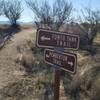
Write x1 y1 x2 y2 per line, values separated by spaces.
36 28 79 100
44 49 77 74
36 29 79 50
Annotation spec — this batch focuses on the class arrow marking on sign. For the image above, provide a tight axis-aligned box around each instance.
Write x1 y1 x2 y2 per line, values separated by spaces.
41 36 51 41
46 54 50 58
68 61 73 66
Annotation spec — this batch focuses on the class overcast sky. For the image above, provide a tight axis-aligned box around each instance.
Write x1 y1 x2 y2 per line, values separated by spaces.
0 0 100 23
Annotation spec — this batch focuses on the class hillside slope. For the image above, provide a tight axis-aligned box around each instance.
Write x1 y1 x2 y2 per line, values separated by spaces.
0 27 35 89
0 27 100 100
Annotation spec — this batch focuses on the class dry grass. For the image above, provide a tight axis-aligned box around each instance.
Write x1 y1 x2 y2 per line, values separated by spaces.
0 25 100 100
0 75 53 100
93 33 100 45
63 50 100 100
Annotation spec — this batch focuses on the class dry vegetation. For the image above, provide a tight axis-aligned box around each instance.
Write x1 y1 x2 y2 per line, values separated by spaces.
0 25 100 100
0 0 100 99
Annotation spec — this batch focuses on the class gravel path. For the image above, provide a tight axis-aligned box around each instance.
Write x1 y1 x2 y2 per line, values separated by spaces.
0 28 35 89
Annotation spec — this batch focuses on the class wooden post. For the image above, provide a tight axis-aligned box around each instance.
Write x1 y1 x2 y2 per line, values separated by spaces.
54 69 60 100
53 47 63 100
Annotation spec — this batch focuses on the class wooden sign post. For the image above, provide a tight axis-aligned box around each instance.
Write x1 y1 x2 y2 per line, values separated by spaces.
36 29 79 100
54 69 60 100
54 48 64 100
44 48 77 100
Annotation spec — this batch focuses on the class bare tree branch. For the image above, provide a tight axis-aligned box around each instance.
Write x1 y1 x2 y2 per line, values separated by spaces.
26 0 73 30
3 0 23 27
0 0 3 15
53 0 73 30
81 7 100 45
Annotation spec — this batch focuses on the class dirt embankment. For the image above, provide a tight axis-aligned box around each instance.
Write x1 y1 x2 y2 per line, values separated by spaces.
0 27 36 89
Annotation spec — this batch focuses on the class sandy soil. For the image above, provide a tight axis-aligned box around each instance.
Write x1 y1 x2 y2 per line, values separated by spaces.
0 27 36 89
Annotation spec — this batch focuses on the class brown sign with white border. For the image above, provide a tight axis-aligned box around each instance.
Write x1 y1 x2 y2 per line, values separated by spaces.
44 49 77 74
36 29 79 50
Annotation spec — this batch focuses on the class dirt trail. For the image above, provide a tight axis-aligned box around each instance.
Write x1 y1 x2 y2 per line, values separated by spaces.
0 28 35 89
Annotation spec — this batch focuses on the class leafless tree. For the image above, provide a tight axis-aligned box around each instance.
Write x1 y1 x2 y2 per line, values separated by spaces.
26 0 73 30
0 0 3 15
3 0 23 27
81 8 100 45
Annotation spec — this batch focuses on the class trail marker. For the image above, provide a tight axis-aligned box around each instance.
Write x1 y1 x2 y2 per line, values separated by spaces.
44 49 77 74
36 28 79 100
36 29 79 50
